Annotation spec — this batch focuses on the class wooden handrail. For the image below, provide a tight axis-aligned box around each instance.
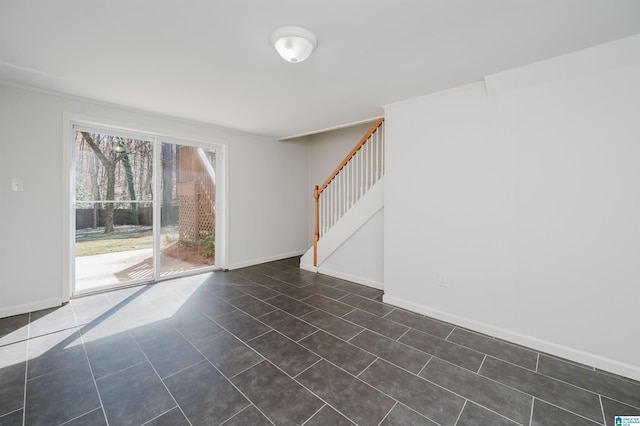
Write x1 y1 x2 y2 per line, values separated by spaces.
318 118 384 194
313 185 319 267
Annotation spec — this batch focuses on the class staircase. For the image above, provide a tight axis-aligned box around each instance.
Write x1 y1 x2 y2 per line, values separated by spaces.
300 118 385 288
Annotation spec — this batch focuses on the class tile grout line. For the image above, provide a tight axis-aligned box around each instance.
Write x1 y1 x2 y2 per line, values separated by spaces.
445 327 456 341
341 307 357 318
302 300 359 321
298 404 327 426
297 328 320 342
237 313 416 424
335 293 349 302
523 362 623 406
21 312 31 426
209 306 278 341
126 325 194 426
222 292 280 318
92 359 149 382
528 398 535 426
535 397 607 425
15 325 80 344
341 315 412 341
299 306 368 336
300 306 474 383
337 293 394 316
225 293 281 316
594 368 640 386
266 297 403 345
291 324 317 342
453 399 467 426
481 353 567 381
352 352 462 405
245 329 273 344
0 409 23 422
292 312 368 346
401 355 538 426
356 357 381 378
58 408 103 426
301 329 384 372
307 326 445 384
219 376 269 425
181 317 267 378
70 303 110 426
168 323 276 425
346 328 366 343
218 403 275 426
399 327 487 367
416 356 433 377
477 355 487 374
376 401 398 426
140 406 190 426
161 359 207 381
233 350 360 426
477 356 610 423
292 358 324 380
228 358 268 380
395 327 411 342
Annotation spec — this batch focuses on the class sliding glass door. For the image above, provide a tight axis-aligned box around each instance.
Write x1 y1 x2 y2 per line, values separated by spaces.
72 126 217 295
158 142 217 277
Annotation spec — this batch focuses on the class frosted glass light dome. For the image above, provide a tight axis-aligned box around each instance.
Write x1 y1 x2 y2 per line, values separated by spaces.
271 27 317 63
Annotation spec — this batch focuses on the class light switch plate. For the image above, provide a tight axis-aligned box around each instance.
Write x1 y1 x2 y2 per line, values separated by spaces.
11 178 24 192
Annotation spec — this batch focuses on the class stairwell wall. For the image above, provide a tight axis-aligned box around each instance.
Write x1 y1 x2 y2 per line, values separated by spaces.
319 209 384 289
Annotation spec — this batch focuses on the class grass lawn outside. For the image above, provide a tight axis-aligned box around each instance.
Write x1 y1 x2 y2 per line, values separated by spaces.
75 225 178 257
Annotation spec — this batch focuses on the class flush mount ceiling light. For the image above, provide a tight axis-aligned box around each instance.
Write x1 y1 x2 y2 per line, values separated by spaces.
271 26 317 63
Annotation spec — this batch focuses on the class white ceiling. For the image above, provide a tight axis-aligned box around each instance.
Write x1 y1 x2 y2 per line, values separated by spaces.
1 1 640 140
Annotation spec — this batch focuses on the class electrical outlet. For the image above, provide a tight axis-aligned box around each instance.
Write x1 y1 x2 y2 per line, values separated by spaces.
438 273 448 287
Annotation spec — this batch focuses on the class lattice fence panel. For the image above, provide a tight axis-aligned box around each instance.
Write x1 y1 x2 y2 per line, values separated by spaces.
178 194 199 243
177 146 215 243
198 194 215 234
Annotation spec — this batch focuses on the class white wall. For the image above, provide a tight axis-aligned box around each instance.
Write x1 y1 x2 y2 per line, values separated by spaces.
0 83 309 317
320 209 384 289
384 34 640 380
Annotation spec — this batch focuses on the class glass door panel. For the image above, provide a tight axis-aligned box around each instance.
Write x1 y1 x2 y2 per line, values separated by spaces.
74 129 155 293
160 142 216 277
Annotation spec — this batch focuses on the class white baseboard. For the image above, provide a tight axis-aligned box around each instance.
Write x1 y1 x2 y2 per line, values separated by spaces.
0 297 65 319
299 263 317 273
317 267 384 290
383 294 640 382
227 250 306 270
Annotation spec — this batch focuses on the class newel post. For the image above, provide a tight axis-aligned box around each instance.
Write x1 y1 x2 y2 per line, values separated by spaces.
313 185 320 267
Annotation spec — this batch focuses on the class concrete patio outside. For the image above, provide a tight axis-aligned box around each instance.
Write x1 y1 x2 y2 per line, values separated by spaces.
75 249 206 293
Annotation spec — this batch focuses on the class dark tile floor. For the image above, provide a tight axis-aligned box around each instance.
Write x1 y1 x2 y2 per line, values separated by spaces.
1 257 639 425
